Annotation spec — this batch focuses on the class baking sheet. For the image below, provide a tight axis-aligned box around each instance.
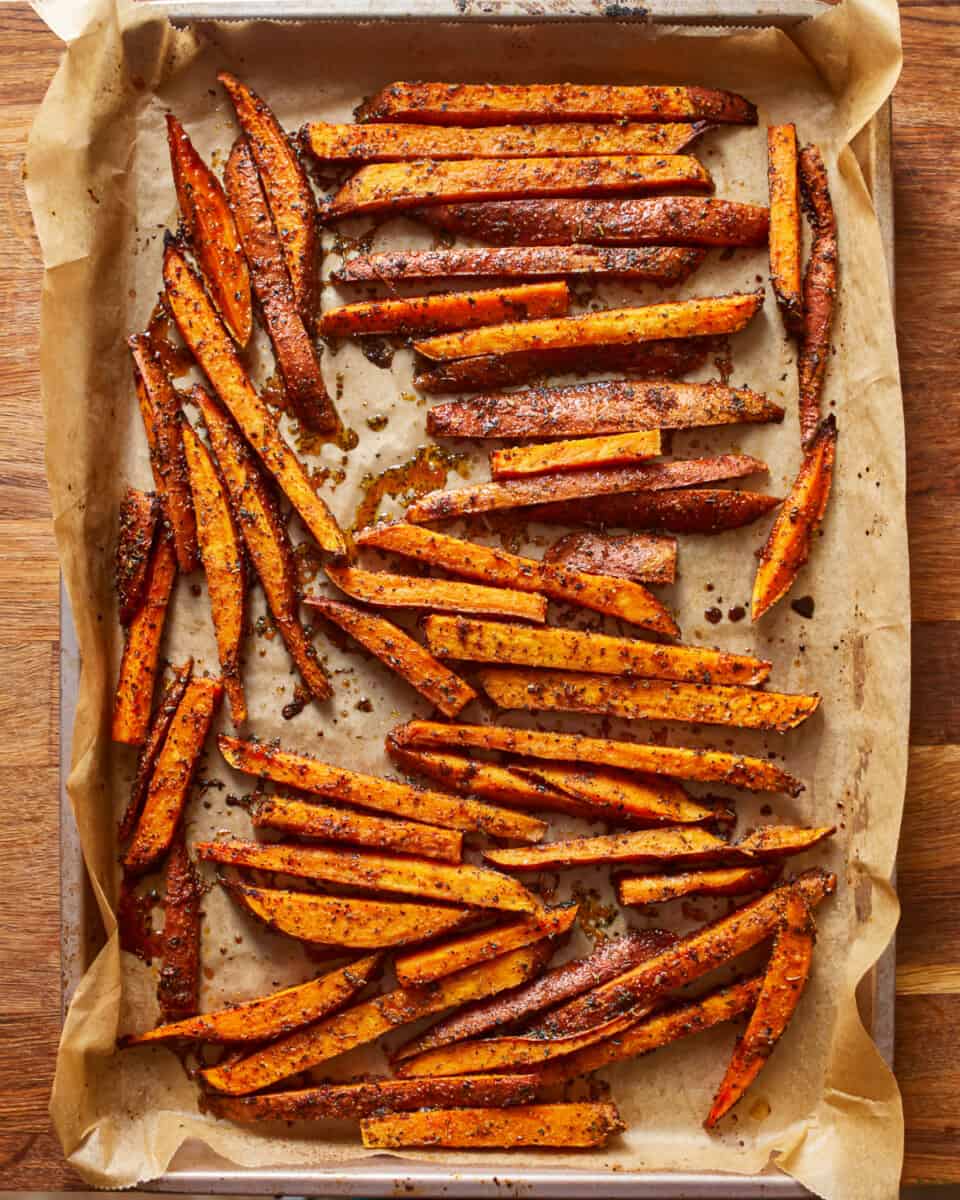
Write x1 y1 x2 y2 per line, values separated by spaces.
29 1 906 1196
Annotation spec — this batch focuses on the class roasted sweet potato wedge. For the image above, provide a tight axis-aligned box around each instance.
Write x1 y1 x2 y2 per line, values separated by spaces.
111 532 178 745
423 615 771 687
798 144 838 448
325 565 547 623
752 416 837 621
484 827 728 872
360 1102 624 1150
319 282 570 338
515 763 719 826
391 720 803 796
543 531 677 585
157 834 202 1021
224 136 335 433
618 866 780 906
219 733 547 842
723 824 836 861
116 488 162 625
535 488 782 534
201 941 551 1094
325 155 713 221
357 82 757 126
196 838 542 914
767 125 803 334
166 113 252 347
427 379 782 440
218 72 319 326
705 890 815 1127
123 676 224 873
163 243 345 555
491 431 662 480
415 291 762 362
307 596 477 718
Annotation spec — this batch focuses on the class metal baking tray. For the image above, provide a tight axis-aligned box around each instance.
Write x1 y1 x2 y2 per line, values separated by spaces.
59 3 898 1193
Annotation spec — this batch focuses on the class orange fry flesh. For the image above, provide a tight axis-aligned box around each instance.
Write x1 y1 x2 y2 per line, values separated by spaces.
324 565 547 623
115 487 161 625
618 866 780 906
516 763 719 826
483 826 728 872
543 531 677 585
491 430 663 479
767 125 803 333
360 1102 624 1150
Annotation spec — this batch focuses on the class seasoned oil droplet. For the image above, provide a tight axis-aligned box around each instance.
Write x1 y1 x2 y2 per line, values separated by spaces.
366 413 389 432
749 1097 771 1121
353 444 468 530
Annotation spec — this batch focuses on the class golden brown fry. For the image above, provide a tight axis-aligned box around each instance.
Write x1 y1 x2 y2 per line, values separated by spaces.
543 531 676 585
535 488 782 534
307 596 476 718
725 825 836 861
484 827 727 872
325 565 547 623
767 125 803 333
115 488 161 625
797 143 838 448
361 1102 624 1150
157 834 202 1021
491 430 662 480
752 415 837 620
618 866 780 906
515 763 719 826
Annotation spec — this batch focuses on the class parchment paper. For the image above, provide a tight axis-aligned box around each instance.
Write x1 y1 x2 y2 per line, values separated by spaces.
27 1 907 1194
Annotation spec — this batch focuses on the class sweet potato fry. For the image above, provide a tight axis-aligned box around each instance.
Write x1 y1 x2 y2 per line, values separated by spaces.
491 431 662 479
360 1102 624 1150
116 488 162 625
111 532 178 745
123 676 224 873
333 245 705 286
797 144 838 448
767 125 803 333
723 825 836 861
535 488 782 534
210 1073 539 1123
423 615 771 687
319 282 570 338
427 379 782 440
413 196 770 248
752 416 837 620
219 733 547 842
224 136 335 433
394 905 577 987
166 113 252 346
196 838 542 914
195 386 331 700
226 880 475 949
325 155 713 221
415 291 762 362
201 941 551 1094
181 421 246 724
357 82 757 126
618 866 780 906
532 871 833 1036
543 532 676 585
515 764 719 826
128 953 381 1046
325 565 547 623
163 242 345 555
218 72 319 326
157 834 202 1021
250 793 464 863
306 120 707 163
484 827 728 872
391 720 803 796
129 334 199 573
306 596 477 718
705 890 815 1127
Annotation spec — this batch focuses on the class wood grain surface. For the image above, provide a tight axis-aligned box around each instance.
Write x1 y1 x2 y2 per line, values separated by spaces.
0 1 956 1188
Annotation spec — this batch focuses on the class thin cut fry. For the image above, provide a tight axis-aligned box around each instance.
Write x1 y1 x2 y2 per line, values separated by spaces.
767 125 803 333
484 827 728 872
116 488 161 625
723 824 836 862
360 1102 624 1150
752 415 837 620
535 488 782 534
157 834 202 1021
543 532 677 585
490 430 663 479
618 866 780 906
325 565 547 623
797 143 838 448
515 763 720 826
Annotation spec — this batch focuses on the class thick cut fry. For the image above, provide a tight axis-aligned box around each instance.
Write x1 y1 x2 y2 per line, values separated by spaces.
116 488 161 625
111 533 178 745
307 596 476 718
319 282 570 338
181 421 246 724
797 144 838 448
357 82 757 126
533 871 833 1036
219 733 547 842
395 905 577 987
767 125 802 333
354 522 677 631
536 487 782 534
129 334 199 573
325 565 547 623
618 866 779 906
361 1102 624 1150
195 386 331 700
491 431 662 479
392 721 802 797
201 942 551 1094
428 379 782 440
752 416 837 621
127 954 380 1046
516 763 719 826
415 291 762 362
250 793 463 863
224 137 335 433
163 243 345 554
123 677 224 873
196 839 542 914
424 616 771 687
543 532 677 585
166 113 251 346
334 245 705 286
157 835 202 1021
325 155 713 221
706 891 815 1127
414 196 770 248
226 881 475 949
484 827 728 872
218 72 319 325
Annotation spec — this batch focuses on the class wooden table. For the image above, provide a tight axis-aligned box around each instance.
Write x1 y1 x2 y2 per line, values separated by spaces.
0 2 956 1189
